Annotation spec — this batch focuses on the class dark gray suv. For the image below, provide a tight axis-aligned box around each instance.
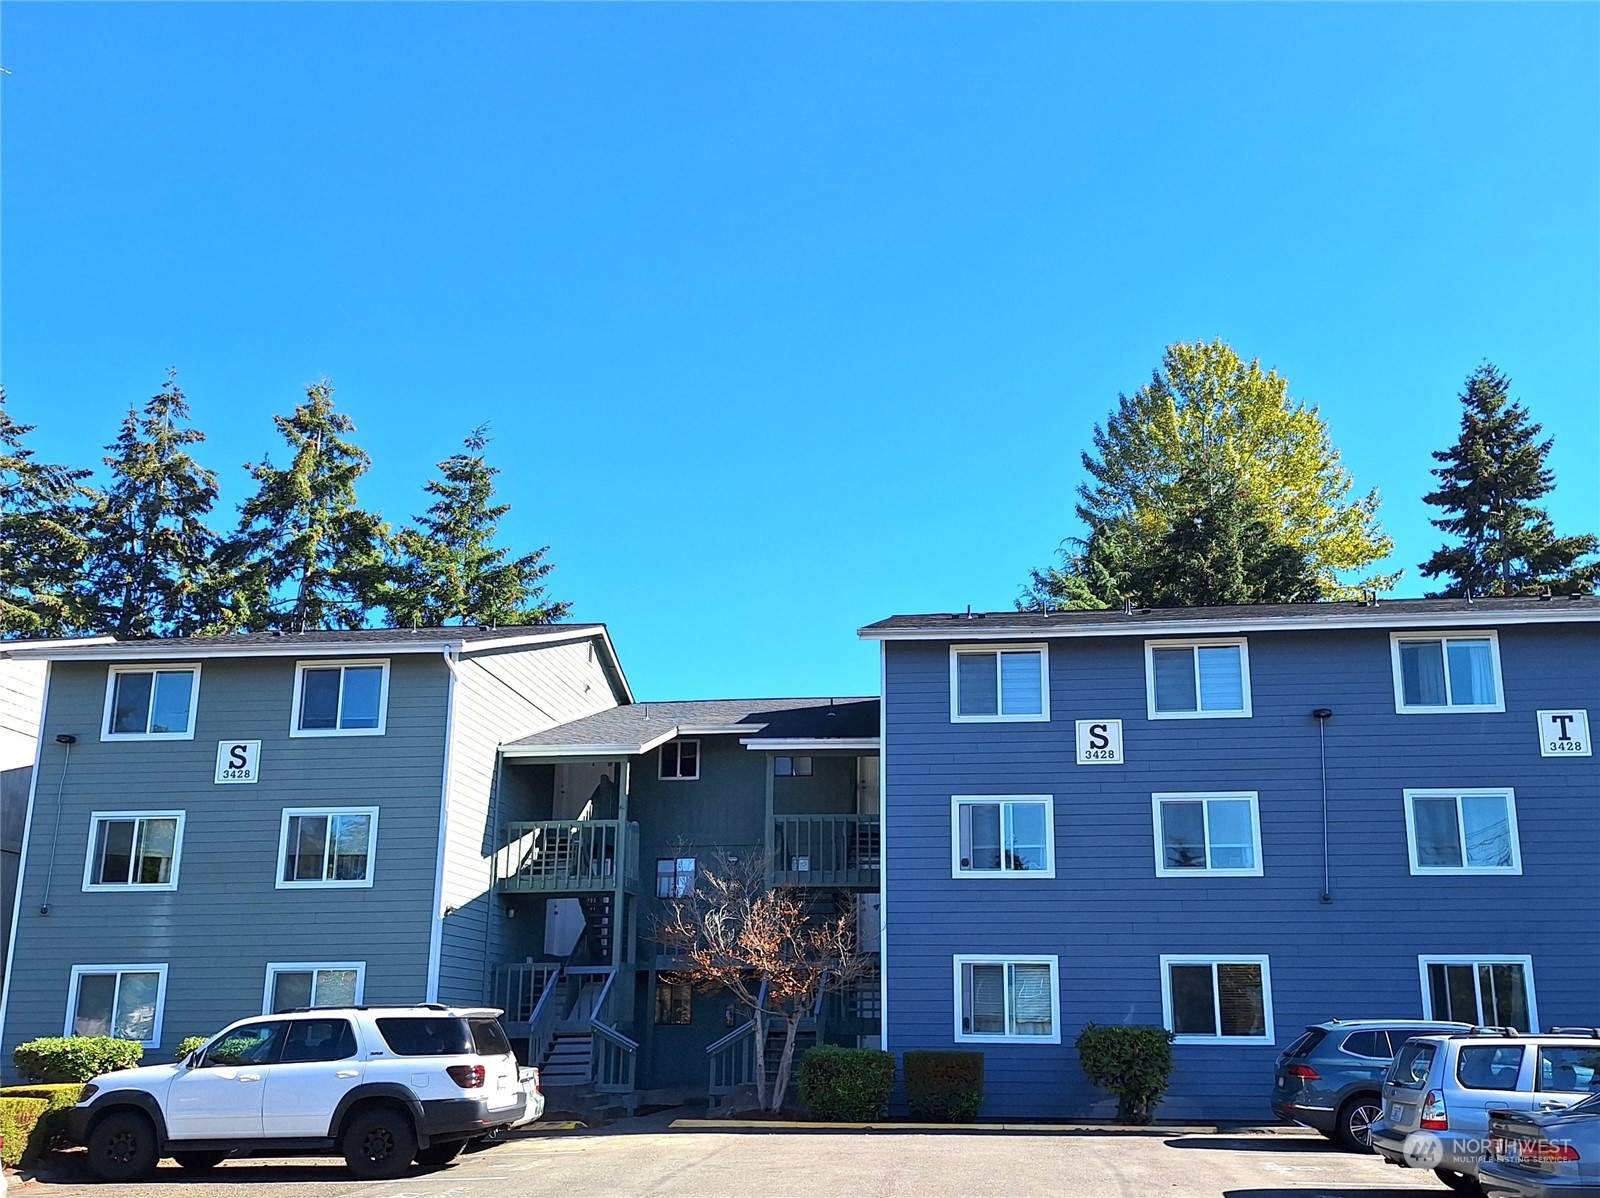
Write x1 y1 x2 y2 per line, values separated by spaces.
1273 1019 1473 1151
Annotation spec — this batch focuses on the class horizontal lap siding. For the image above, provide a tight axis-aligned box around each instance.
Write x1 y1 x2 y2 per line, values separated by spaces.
883 625 1600 1121
2 655 449 1075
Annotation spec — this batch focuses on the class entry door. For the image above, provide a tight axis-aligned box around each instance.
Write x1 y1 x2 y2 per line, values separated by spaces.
166 1021 282 1139
263 1018 364 1136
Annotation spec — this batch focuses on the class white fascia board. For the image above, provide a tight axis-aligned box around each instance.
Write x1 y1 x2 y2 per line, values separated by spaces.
677 723 770 736
499 742 651 759
7 641 464 662
0 636 116 655
739 737 880 751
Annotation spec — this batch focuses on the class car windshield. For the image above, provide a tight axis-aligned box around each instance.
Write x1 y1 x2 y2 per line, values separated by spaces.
1388 1040 1436 1088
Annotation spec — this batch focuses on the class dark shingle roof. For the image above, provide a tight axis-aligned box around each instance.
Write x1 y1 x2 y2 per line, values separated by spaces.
504 696 878 753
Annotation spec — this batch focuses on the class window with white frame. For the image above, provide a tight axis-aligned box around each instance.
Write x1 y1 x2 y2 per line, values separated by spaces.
1153 793 1262 876
656 856 696 898
67 965 167 1046
1146 640 1250 718
659 740 699 780
83 812 184 890
1392 633 1503 713
1405 789 1520 874
952 796 1054 877
277 808 378 887
950 645 1048 722
292 661 389 736
265 963 364 1013
1420 956 1536 1031
954 956 1060 1043
774 755 812 777
1161 956 1273 1043
102 666 200 740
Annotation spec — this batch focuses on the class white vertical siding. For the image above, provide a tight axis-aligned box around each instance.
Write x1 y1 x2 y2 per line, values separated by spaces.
0 659 47 773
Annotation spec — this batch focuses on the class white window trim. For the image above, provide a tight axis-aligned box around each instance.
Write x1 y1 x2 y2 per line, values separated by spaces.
658 739 701 781
1403 788 1522 876
262 961 367 1014
949 795 1056 879
275 806 380 890
1390 631 1506 714
81 810 186 893
1159 954 1275 1045
65 963 169 1047
1151 792 1264 878
952 954 1061 1045
1417 954 1539 1032
289 659 391 738
1144 639 1252 720
100 664 202 742
948 643 1051 724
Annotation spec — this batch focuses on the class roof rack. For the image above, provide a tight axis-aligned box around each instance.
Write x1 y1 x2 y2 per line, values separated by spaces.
1450 1026 1522 1039
281 1003 452 1014
1548 1027 1600 1039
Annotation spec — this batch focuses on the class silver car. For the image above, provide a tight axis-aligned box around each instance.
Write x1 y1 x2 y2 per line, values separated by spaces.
1481 1093 1600 1198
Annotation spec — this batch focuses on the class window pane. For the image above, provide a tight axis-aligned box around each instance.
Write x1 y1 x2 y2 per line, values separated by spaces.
678 741 698 776
794 757 812 776
1160 801 1207 870
957 653 999 717
1400 641 1447 707
965 804 1002 870
272 971 315 1013
1005 804 1049 872
1170 964 1216 1035
149 671 194 734
299 669 341 730
134 818 177 885
95 820 136 885
287 815 329 881
339 666 384 729
774 757 793 777
1217 964 1266 1036
1413 799 1464 868
206 1022 282 1066
314 968 359 1007
1151 648 1197 713
1481 963 1530 1032
1537 1047 1600 1094
113 971 160 1042
1457 1045 1524 1090
110 672 153 734
965 964 1006 1034
1446 639 1496 706
661 744 679 776
1205 800 1255 870
73 974 117 1036
330 815 371 880
1009 964 1053 1035
999 652 1043 716
1461 795 1514 868
282 1019 357 1063
1428 962 1480 1023
1196 646 1244 712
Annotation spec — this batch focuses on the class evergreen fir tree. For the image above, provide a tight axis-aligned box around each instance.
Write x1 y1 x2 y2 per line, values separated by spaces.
380 427 569 627
84 371 221 638
1420 364 1598 596
0 389 93 637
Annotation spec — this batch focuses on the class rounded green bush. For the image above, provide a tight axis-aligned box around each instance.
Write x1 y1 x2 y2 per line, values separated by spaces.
1075 1023 1175 1125
13 1036 144 1083
796 1045 895 1121
174 1036 209 1061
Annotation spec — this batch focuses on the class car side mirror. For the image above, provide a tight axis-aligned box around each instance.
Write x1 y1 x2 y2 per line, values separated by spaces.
186 1051 202 1069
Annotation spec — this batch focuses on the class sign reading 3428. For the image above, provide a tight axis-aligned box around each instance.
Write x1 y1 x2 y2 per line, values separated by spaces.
1536 710 1590 758
1076 719 1124 765
215 740 262 784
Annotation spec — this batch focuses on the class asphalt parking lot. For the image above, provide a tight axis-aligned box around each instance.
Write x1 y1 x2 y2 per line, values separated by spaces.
28 1123 1453 1198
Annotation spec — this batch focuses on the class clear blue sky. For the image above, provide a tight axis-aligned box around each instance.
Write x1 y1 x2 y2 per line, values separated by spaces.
3 3 1596 701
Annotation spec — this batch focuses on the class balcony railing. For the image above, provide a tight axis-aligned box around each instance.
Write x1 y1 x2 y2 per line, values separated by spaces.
770 813 880 887
491 961 562 1031
496 820 640 893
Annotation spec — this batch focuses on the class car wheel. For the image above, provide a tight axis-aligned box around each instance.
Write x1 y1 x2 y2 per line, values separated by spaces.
173 1150 230 1171
86 1110 160 1181
342 1106 418 1180
415 1139 467 1168
1334 1094 1382 1153
1434 1168 1484 1196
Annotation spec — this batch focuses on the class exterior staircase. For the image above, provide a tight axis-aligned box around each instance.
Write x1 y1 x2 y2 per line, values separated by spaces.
540 1031 593 1086
578 894 614 961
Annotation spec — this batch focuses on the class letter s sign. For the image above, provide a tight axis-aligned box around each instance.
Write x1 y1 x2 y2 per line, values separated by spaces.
215 740 262 784
1075 719 1124 765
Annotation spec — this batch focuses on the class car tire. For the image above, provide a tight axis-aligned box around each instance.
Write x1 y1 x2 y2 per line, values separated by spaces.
1333 1094 1382 1153
342 1106 418 1180
85 1110 160 1181
1434 1168 1484 1196
415 1139 467 1168
173 1150 230 1171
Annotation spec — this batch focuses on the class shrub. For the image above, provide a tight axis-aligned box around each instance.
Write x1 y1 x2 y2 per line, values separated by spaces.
174 1036 209 1060
797 1045 895 1121
903 1050 984 1122
13 1036 143 1083
0 1097 50 1167
0 1084 86 1158
1076 1023 1175 1124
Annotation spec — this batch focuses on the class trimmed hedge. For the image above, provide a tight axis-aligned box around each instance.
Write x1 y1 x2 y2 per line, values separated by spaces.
1076 1023 1175 1124
903 1050 984 1123
175 1036 209 1060
0 1097 50 1167
14 1037 143 1083
797 1045 895 1122
0 1084 86 1160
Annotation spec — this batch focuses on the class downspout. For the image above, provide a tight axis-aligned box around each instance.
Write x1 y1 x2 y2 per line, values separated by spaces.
425 648 462 1003
1313 708 1333 904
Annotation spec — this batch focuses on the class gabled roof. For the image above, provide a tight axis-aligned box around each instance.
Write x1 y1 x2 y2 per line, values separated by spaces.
502 696 879 758
0 635 117 656
859 595 1600 641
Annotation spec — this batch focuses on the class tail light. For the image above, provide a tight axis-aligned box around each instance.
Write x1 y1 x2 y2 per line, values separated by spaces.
446 1065 485 1089
1420 1090 1448 1130
1524 1141 1580 1163
1286 1065 1320 1081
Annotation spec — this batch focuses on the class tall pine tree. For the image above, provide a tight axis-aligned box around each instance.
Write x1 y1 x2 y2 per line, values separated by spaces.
379 427 569 627
1420 364 1598 597
217 382 389 631
0 389 93 637
84 371 221 638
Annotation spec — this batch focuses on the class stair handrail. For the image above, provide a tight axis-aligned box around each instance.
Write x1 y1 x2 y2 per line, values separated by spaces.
704 1016 758 1056
524 964 566 1071
587 967 617 1022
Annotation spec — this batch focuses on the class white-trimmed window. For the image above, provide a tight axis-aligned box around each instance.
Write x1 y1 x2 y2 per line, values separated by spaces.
1420 956 1537 1032
953 955 1060 1044
951 796 1055 877
659 740 699 780
101 665 200 740
1161 955 1274 1044
1153 793 1263 877
1405 789 1520 875
1391 633 1504 713
1145 640 1250 718
950 645 1048 722
291 660 390 736
774 756 812 777
83 812 184 891
66 964 167 1046
656 856 696 898
276 808 378 888
264 962 365 1013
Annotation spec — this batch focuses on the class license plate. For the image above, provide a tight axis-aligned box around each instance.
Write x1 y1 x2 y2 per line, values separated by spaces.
1390 1103 1405 1121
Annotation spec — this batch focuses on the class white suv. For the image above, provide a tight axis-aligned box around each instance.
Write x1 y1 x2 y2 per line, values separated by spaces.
66 1005 528 1181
